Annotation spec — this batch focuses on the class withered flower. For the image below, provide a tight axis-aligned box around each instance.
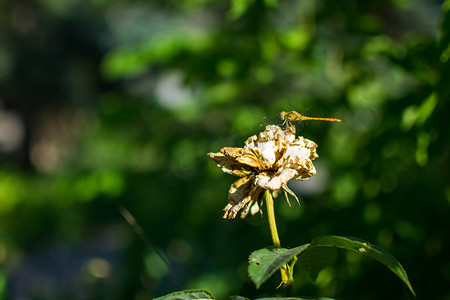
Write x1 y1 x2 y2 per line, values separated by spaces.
208 125 319 219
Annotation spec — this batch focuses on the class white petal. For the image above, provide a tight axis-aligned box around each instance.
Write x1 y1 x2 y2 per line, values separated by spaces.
257 140 276 164
254 173 282 190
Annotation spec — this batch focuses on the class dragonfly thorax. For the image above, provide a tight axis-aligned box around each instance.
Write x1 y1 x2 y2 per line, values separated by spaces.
278 111 304 123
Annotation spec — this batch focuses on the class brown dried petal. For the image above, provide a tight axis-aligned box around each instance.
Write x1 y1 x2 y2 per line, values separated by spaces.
228 177 253 205
223 176 264 219
208 151 252 177
220 147 246 158
291 157 316 180
239 198 262 218
257 125 294 143
235 149 266 169
289 137 319 160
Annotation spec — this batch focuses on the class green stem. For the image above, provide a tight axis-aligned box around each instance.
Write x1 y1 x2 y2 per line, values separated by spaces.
264 189 289 285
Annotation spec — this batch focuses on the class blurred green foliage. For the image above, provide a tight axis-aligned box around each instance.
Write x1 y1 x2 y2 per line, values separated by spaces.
0 0 449 299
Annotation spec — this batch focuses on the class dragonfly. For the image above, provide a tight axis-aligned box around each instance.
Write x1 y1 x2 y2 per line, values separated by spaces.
278 110 342 133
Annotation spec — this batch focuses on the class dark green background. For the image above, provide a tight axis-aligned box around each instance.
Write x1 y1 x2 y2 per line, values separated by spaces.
0 0 449 299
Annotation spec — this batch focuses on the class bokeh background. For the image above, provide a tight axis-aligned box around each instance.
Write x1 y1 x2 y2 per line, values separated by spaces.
0 0 449 299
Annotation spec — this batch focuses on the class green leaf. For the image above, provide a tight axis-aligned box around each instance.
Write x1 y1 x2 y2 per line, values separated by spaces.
311 236 415 296
154 289 214 300
248 244 336 288
248 244 309 289
248 236 415 296
296 246 337 281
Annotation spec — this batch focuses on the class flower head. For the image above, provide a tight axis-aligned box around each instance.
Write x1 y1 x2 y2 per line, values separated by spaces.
208 125 318 219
